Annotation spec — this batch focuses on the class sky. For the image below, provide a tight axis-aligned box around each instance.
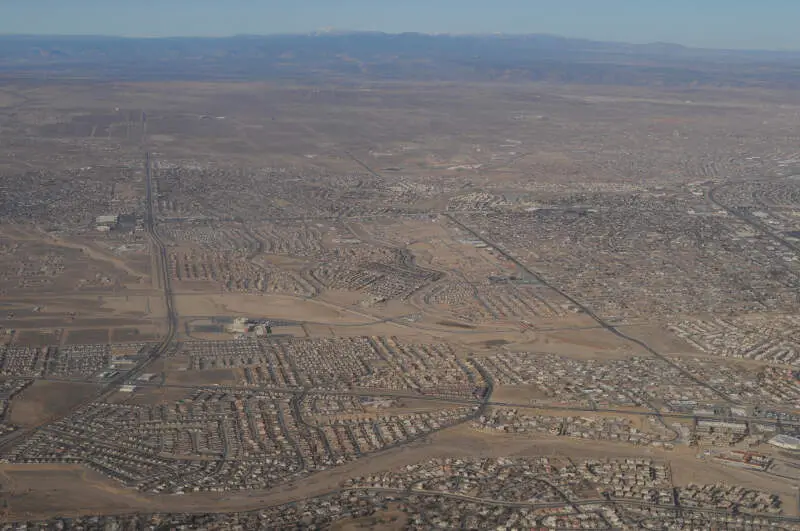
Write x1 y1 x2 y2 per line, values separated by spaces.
3 0 800 51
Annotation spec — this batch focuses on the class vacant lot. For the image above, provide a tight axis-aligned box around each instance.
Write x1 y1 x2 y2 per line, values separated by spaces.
8 380 100 428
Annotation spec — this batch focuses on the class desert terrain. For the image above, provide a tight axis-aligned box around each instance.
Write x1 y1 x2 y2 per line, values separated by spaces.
0 33 799 529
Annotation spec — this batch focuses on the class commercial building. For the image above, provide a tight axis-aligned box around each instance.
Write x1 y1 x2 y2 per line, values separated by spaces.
767 434 800 451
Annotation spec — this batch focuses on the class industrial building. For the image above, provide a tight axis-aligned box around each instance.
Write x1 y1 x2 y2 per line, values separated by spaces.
767 434 800 451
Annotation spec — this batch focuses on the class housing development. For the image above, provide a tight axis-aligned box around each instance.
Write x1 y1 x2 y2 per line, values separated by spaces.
0 32 800 530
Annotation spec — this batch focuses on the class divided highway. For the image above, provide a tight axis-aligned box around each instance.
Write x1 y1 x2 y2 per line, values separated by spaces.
138 151 178 371
95 150 177 394
0 151 177 452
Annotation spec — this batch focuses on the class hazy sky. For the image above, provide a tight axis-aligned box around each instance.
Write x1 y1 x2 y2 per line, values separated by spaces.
3 0 800 50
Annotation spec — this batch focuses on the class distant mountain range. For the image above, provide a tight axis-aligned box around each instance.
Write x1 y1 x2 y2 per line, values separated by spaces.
2 32 800 87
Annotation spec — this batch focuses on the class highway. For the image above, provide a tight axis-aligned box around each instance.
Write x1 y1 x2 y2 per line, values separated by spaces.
707 178 800 266
95 150 177 395
133 150 178 374
444 213 740 406
0 150 178 453
339 150 736 409
30 373 800 429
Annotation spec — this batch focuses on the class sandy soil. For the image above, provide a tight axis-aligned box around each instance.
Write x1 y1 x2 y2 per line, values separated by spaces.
164 367 239 386
175 293 382 325
7 380 101 428
63 328 110 344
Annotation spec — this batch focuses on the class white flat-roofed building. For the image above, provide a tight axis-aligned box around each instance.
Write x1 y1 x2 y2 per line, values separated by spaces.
96 214 119 225
768 434 800 451
697 420 747 434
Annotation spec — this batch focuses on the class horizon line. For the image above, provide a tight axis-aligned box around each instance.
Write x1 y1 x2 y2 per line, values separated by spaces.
1 30 799 54
0 29 800 54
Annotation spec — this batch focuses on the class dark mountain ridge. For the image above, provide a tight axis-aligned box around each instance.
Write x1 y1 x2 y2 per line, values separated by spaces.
1 32 799 87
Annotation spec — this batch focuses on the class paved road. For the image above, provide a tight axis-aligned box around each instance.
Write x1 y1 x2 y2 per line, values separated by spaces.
444 213 740 406
128 151 178 377
0 151 177 453
30 373 800 430
319 486 800 523
708 178 800 266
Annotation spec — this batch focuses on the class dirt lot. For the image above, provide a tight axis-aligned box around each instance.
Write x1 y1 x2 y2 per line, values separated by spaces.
7 380 101 428
164 367 239 387
111 327 159 342
175 293 373 324
0 464 154 519
13 329 62 347
63 328 110 344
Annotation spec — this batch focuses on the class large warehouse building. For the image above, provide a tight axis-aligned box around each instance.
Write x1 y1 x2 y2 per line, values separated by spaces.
768 434 800 451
